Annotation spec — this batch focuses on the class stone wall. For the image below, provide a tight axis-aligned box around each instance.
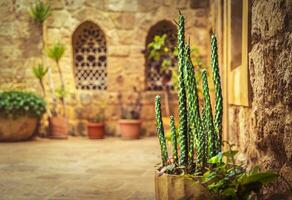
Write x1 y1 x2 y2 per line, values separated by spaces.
0 0 210 136
0 0 42 91
225 0 292 192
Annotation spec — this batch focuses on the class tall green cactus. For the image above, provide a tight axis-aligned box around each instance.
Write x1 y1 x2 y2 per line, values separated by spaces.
177 13 188 167
170 115 178 165
201 70 217 158
155 96 168 166
211 35 223 151
154 13 223 174
183 43 202 167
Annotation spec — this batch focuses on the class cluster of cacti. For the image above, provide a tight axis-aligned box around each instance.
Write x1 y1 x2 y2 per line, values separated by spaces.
155 13 223 173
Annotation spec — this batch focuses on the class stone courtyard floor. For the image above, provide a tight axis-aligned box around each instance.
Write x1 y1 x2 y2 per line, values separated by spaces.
0 137 160 200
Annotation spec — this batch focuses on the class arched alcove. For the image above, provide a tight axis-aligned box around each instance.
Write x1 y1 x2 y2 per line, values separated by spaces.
72 21 107 90
145 20 177 91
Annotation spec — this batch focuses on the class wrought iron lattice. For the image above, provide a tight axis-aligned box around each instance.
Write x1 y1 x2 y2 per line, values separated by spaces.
145 20 177 91
73 21 107 90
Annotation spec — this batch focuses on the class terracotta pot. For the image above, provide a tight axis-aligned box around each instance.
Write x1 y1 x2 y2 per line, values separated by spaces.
118 119 141 139
0 116 37 142
155 171 212 200
49 116 68 139
87 122 105 139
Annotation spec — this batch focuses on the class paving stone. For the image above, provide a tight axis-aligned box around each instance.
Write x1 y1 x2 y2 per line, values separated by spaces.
0 137 160 200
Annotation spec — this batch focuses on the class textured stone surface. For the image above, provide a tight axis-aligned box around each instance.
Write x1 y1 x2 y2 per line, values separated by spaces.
0 137 160 200
226 0 292 192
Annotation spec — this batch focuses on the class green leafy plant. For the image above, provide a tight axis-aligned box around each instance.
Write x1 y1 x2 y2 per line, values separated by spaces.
155 13 223 174
47 43 66 64
0 91 46 118
28 0 50 23
202 142 279 200
47 42 66 117
32 64 48 97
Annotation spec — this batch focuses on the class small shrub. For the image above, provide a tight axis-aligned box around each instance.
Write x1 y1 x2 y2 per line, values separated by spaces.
0 91 46 118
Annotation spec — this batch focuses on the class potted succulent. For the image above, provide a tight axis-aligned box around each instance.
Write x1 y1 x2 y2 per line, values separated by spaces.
87 102 106 139
118 86 142 139
154 13 280 200
0 91 46 142
29 1 68 139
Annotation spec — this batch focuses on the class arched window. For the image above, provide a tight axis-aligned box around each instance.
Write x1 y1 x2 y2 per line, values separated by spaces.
145 20 177 91
72 21 107 90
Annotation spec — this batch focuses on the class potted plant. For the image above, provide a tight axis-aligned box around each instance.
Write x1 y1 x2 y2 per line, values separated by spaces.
154 13 223 200
0 91 46 142
118 86 142 139
87 114 105 139
154 13 280 200
47 42 68 139
87 102 106 139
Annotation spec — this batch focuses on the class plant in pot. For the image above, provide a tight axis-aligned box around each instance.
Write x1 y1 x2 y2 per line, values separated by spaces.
154 12 224 200
0 91 46 142
154 13 280 200
47 42 68 139
87 102 106 139
118 86 142 140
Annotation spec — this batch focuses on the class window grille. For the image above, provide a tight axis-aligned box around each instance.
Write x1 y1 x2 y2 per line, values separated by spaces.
73 21 107 90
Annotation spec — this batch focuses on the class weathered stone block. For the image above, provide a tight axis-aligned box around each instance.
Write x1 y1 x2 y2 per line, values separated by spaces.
106 0 138 12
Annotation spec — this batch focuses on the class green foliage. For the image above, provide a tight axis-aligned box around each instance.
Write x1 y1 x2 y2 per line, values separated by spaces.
28 0 50 23
147 34 177 69
147 34 178 89
202 143 279 200
47 42 66 63
32 63 48 79
32 63 48 97
0 91 46 118
55 87 67 99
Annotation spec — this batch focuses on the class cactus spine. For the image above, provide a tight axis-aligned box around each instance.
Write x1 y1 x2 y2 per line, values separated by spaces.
177 13 188 167
211 35 223 151
155 96 168 166
154 13 223 174
170 115 178 165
